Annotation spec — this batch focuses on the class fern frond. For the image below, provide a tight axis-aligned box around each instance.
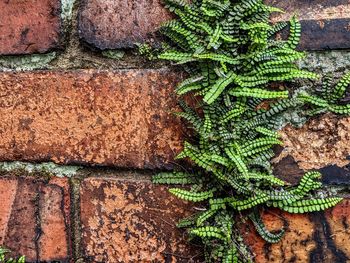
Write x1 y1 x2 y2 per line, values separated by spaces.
268 21 288 38
197 209 218 226
208 24 223 49
292 171 322 196
176 75 204 94
221 98 247 123
230 193 269 211
195 53 240 65
224 246 239 263
298 92 329 108
287 16 301 49
239 137 282 157
332 71 350 101
177 215 197 228
328 104 350 114
152 172 197 185
225 148 249 175
169 188 216 202
249 212 285 243
238 172 285 186
230 87 289 99
278 197 343 213
158 50 194 63
191 226 227 241
255 126 279 138
210 198 230 210
204 71 237 104
175 111 202 131
257 98 300 120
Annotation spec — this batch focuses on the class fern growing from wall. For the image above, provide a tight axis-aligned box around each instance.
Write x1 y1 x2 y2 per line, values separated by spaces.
150 0 349 261
0 247 25 263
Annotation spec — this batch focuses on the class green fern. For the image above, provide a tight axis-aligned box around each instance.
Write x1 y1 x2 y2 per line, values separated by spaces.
169 188 216 202
152 172 197 185
0 248 25 263
191 226 227 241
249 212 285 243
149 0 347 262
277 197 343 213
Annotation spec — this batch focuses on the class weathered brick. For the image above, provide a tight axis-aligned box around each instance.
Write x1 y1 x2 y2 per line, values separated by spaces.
266 0 350 22
80 176 201 262
241 200 350 262
38 180 71 261
275 114 350 171
271 114 350 185
265 0 350 50
78 0 172 49
0 175 70 262
0 0 61 55
78 0 350 50
0 69 184 169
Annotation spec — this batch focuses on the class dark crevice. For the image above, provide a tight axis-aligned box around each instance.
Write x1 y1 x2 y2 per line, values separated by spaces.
34 189 42 263
309 212 348 263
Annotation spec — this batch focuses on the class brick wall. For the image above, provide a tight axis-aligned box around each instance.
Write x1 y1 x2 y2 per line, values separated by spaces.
0 0 350 262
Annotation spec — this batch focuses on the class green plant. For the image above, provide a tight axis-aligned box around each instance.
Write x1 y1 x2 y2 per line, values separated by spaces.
0 247 25 263
151 0 348 262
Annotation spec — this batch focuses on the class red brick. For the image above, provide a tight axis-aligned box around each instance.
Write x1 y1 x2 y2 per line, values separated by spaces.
80 176 201 262
78 0 350 50
78 0 172 49
265 0 350 50
0 0 61 55
275 114 350 171
265 0 350 21
241 200 350 262
38 179 71 261
0 175 70 262
0 70 184 169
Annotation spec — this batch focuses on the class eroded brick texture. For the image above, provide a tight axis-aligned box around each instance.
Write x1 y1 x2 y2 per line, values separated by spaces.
78 0 350 50
277 114 350 170
0 0 61 55
0 175 70 262
242 199 350 262
0 70 184 169
265 0 350 50
80 176 201 263
78 0 172 49
266 0 350 21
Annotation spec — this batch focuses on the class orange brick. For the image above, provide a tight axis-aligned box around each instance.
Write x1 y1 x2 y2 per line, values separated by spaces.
80 176 201 262
0 70 184 169
0 175 70 262
0 0 61 55
78 0 172 49
242 201 350 262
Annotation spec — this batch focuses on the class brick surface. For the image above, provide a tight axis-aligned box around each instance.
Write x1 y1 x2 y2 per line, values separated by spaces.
275 114 350 171
266 0 350 21
0 0 61 55
78 0 172 49
241 199 350 262
78 0 350 50
80 176 201 263
291 18 350 51
0 70 184 169
265 0 350 50
0 175 70 262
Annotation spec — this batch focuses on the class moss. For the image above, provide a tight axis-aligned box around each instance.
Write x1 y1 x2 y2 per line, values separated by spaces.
102 50 125 60
61 0 75 24
0 161 81 178
0 53 56 71
299 50 350 74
